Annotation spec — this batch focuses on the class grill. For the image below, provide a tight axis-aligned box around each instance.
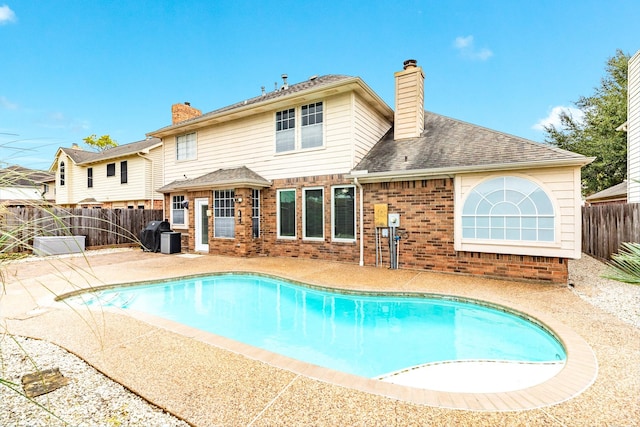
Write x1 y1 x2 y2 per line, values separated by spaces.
140 220 172 252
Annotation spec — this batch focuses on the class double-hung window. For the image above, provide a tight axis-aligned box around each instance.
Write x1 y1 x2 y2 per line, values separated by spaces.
303 187 324 240
277 189 296 238
214 190 235 238
301 102 323 149
275 102 324 152
332 186 355 241
176 132 196 160
87 167 93 188
172 195 186 226
276 108 295 153
106 163 115 177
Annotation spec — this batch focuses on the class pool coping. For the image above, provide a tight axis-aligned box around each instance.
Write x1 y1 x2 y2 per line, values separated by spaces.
53 271 599 412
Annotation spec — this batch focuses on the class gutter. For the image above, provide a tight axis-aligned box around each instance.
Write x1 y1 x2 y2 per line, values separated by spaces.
346 157 596 184
353 176 364 267
137 152 155 209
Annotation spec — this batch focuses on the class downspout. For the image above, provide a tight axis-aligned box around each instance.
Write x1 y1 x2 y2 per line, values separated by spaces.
137 152 154 210
353 176 364 266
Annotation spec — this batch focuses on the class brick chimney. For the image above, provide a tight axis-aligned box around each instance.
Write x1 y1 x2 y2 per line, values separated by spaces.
171 102 202 124
394 59 425 140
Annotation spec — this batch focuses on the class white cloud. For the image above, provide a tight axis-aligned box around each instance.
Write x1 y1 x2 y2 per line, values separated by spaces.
532 106 585 131
453 35 493 61
0 5 17 25
0 95 18 110
454 35 473 49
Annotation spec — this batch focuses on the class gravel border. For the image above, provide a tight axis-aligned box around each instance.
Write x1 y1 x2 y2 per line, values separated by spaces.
0 335 190 427
1 253 638 426
568 253 640 329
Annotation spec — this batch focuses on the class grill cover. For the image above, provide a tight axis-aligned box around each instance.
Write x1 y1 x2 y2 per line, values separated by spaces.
140 220 172 252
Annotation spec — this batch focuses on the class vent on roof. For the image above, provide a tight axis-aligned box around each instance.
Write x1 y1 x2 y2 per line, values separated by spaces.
309 75 318 81
281 74 288 90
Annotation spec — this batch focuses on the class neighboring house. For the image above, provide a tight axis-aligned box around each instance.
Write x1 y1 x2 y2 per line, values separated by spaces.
148 60 591 284
50 138 163 209
0 165 54 206
585 180 627 205
628 50 640 203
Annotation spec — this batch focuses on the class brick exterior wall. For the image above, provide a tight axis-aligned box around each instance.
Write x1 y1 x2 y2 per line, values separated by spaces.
170 175 568 284
259 175 360 263
361 179 568 284
171 103 202 124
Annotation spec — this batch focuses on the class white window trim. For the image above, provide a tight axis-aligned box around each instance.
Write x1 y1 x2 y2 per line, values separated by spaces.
213 189 235 239
331 185 356 242
277 188 297 239
302 187 324 241
274 102 325 154
454 174 564 257
176 132 197 161
171 194 188 229
252 189 260 239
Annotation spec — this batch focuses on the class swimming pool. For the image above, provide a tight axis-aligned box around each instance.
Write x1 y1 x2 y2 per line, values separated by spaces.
68 273 566 380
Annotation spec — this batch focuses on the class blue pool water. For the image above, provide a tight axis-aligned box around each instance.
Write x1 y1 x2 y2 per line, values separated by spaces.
73 274 566 378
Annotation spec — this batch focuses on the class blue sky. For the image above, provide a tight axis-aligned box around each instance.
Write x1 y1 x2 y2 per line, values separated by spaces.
1 0 638 170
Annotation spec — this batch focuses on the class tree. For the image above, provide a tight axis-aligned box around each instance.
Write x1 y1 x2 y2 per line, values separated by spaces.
544 50 629 196
83 134 117 152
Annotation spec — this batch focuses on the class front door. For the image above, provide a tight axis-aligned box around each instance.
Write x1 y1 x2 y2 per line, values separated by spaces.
195 198 209 252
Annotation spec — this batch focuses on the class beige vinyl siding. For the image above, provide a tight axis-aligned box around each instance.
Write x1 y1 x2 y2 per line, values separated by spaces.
85 156 148 203
352 93 393 165
394 67 424 140
146 146 164 200
55 153 76 205
454 167 583 259
54 156 153 205
163 93 374 183
628 50 640 203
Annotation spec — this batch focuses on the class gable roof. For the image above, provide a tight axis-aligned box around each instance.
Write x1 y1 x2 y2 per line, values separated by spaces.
148 75 393 138
0 165 54 186
350 111 592 181
157 166 271 193
52 138 162 170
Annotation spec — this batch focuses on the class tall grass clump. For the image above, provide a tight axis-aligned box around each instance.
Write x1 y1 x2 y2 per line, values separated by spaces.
0 163 154 424
604 242 640 285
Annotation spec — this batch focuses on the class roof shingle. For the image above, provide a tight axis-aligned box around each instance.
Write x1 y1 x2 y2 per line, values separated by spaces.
353 111 589 174
157 166 271 193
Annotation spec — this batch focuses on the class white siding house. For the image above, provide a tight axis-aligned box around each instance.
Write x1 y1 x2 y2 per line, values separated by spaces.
628 50 640 203
50 138 163 209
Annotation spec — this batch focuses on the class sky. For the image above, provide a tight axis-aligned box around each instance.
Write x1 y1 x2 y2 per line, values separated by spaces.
1 0 638 171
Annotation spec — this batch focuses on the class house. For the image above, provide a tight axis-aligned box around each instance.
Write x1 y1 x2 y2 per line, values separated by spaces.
628 50 640 203
0 165 54 206
148 60 591 284
585 180 627 205
50 138 163 209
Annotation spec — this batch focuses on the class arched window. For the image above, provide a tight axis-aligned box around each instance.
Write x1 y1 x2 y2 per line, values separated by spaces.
60 161 65 186
461 176 555 242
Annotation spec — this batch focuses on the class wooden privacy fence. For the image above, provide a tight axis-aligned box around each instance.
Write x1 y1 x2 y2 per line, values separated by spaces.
1 207 164 253
582 203 640 260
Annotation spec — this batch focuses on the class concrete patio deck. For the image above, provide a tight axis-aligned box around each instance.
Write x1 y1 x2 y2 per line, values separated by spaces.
2 249 638 426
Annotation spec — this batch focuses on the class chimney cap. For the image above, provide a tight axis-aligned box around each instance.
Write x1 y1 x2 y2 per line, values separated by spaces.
403 59 418 69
